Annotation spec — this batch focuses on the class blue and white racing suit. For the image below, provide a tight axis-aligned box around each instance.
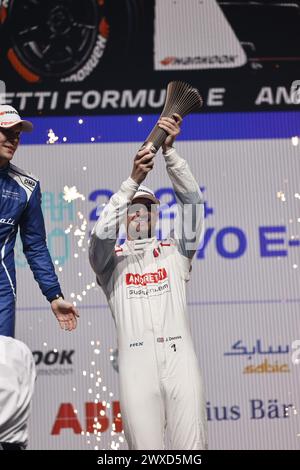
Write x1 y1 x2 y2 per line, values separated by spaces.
0 163 62 337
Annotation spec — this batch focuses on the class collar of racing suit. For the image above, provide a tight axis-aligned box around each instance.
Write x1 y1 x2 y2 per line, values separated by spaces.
125 237 157 253
0 163 9 178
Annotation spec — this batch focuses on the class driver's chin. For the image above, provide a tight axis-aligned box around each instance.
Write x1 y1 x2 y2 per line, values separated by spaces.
128 220 152 239
0 153 13 165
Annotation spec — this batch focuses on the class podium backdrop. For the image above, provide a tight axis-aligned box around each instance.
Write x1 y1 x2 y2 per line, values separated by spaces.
12 111 300 449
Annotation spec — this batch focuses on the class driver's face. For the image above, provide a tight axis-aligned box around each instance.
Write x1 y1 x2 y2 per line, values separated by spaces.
0 125 21 167
127 197 157 240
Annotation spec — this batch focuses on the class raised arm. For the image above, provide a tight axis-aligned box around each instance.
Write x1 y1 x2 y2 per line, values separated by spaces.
158 115 204 259
89 177 139 285
89 149 155 285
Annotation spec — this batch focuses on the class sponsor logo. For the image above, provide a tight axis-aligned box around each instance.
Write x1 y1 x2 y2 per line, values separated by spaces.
125 268 170 298
0 217 15 226
126 268 167 286
23 177 36 189
0 110 18 116
224 339 290 374
243 360 289 374
0 88 167 113
32 349 75 376
206 398 296 421
51 401 122 435
130 342 143 348
61 35 108 82
161 55 238 66
2 189 20 201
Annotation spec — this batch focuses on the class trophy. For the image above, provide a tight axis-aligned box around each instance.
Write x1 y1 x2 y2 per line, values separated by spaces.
141 81 203 153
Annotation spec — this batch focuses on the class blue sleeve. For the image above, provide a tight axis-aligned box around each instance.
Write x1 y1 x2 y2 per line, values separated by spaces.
19 182 62 302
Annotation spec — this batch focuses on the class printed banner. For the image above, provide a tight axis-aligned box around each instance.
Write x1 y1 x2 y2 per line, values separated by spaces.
0 1 300 115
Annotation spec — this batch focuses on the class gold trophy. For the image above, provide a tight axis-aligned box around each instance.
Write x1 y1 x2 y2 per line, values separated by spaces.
141 81 203 153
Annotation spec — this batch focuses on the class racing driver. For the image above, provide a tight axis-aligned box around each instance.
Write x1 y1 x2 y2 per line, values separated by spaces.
89 115 207 450
0 105 79 336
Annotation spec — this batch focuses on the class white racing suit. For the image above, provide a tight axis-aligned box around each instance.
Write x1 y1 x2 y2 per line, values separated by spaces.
89 148 207 450
0 335 36 448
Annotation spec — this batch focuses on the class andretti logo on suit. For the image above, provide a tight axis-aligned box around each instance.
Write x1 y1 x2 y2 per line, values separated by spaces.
125 268 170 298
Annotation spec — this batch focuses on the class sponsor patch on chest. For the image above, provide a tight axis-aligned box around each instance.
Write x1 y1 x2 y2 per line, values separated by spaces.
125 267 170 298
125 268 170 299
2 189 20 201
